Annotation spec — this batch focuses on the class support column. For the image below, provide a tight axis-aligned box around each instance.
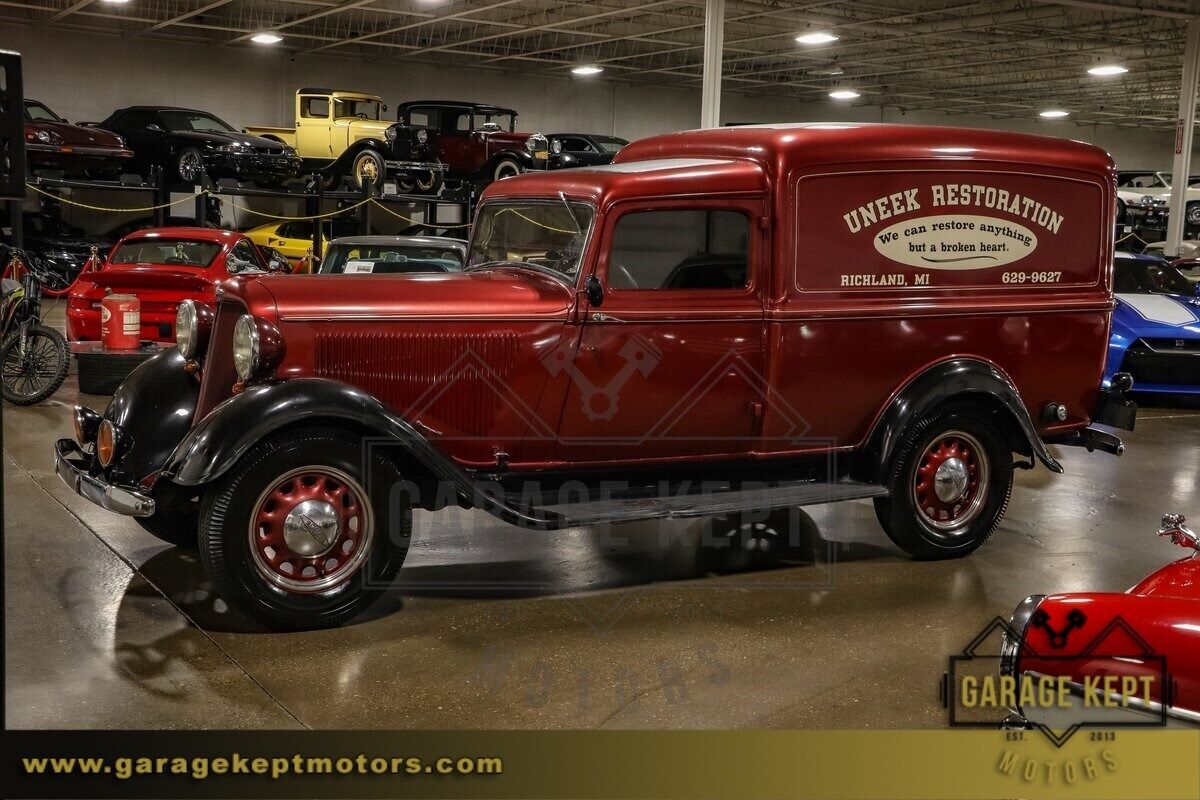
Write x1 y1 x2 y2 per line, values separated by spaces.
1164 17 1200 256
700 0 724 129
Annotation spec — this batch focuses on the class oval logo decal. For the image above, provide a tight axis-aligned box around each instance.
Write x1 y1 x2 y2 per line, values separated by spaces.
873 214 1037 269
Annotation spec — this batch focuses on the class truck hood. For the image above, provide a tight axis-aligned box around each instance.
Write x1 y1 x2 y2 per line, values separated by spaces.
253 267 575 321
1113 292 1200 338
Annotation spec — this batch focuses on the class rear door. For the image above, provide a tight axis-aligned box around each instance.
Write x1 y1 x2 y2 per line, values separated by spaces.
555 198 768 461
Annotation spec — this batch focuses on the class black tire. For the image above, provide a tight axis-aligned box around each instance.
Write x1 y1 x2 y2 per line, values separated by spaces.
1187 202 1200 228
1115 198 1127 226
351 150 385 190
1 324 69 406
493 158 522 182
198 426 411 630
872 405 1013 560
135 501 199 547
414 169 442 195
176 147 205 184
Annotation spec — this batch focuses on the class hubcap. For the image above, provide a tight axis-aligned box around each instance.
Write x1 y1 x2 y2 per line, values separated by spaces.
283 499 339 556
180 151 201 181
911 430 989 536
357 158 379 183
249 466 374 594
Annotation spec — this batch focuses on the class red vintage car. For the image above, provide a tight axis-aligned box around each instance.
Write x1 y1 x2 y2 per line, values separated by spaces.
396 100 551 185
57 123 1135 630
24 99 132 179
66 229 284 344
1002 514 1200 728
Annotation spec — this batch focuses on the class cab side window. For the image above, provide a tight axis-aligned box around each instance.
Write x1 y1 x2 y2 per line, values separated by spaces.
300 97 330 119
608 209 748 290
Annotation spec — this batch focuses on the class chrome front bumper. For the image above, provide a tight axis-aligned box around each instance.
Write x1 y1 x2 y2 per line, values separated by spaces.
54 438 156 517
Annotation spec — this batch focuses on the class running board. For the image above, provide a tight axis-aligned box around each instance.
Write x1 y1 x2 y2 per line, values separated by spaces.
498 480 888 529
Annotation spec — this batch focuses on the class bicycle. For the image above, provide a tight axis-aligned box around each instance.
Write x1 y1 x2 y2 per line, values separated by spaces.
1 249 70 405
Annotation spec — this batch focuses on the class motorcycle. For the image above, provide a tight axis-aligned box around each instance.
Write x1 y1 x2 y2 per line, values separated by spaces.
1 249 70 405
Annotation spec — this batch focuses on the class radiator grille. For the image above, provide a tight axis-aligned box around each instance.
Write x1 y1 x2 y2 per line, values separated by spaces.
314 331 519 435
1121 340 1200 387
194 299 243 421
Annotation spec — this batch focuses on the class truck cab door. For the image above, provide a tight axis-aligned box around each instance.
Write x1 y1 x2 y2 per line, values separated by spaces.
296 95 333 159
554 199 769 462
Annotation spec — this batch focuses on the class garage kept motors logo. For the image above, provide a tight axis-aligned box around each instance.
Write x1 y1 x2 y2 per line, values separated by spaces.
941 612 1170 747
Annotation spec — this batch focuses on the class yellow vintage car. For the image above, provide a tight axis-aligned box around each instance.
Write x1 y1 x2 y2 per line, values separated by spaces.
243 219 361 272
244 89 443 192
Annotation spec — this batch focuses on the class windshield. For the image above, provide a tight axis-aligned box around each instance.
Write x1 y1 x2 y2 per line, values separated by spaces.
595 137 628 154
334 98 382 121
158 110 237 133
320 242 465 275
468 201 594 281
110 239 221 267
1118 172 1169 189
1115 258 1194 296
24 101 62 123
477 111 515 132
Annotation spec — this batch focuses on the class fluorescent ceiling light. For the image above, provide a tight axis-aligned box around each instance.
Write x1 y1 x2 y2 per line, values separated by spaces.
1039 109 1069 118
829 89 860 100
1087 64 1128 76
251 32 283 45
796 31 839 45
571 65 604 76
101 0 132 4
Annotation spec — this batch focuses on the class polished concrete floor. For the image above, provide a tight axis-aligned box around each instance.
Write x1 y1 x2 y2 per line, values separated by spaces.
4 315 1199 729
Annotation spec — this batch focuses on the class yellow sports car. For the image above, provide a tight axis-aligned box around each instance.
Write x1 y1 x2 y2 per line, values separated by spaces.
243 219 361 272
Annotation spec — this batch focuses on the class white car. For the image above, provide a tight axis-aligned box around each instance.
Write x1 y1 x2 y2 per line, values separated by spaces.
1116 170 1200 228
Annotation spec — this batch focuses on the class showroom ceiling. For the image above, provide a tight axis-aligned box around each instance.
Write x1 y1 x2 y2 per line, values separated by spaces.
3 0 1200 127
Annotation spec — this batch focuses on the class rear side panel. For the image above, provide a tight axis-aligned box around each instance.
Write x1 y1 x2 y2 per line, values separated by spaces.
766 160 1113 450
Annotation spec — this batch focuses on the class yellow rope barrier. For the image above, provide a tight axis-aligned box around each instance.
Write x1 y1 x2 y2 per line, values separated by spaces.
24 182 197 213
218 194 374 220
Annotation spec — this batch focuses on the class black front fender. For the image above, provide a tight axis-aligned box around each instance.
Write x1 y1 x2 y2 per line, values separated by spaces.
863 358 1062 479
159 378 475 494
105 347 199 486
330 140 389 173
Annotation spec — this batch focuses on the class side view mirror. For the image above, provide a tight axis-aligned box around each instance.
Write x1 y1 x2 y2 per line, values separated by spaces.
146 123 165 133
584 274 604 307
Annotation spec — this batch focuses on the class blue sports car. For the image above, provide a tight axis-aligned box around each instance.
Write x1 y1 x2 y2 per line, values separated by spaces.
1105 252 1200 395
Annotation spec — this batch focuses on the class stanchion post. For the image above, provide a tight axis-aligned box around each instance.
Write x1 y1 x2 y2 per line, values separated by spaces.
194 185 206 229
360 181 373 235
309 175 323 261
153 166 167 227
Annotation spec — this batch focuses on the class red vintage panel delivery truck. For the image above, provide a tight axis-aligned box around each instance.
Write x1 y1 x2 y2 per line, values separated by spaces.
57 123 1135 629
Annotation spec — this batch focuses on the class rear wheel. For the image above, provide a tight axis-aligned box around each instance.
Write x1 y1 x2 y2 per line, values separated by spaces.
198 427 411 630
873 406 1013 560
1 325 69 406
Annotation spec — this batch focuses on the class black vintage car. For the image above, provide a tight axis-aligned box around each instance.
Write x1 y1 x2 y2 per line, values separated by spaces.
547 133 629 169
94 107 301 187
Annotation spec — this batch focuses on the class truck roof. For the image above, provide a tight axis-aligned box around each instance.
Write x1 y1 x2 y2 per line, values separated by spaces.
297 88 382 99
617 122 1113 175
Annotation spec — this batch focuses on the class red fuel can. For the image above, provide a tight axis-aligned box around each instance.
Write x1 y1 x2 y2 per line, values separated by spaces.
100 294 140 350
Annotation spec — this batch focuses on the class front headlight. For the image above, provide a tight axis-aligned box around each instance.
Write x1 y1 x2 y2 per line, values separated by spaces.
216 143 248 153
1140 194 1157 206
416 129 428 144
36 130 51 144
551 138 563 154
385 126 399 142
176 301 198 358
232 314 260 382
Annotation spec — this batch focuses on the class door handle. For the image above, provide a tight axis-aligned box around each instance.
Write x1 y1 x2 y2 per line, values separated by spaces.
590 312 623 323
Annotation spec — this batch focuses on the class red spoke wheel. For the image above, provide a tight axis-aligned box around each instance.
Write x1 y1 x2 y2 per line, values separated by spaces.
874 406 1013 560
199 427 411 631
249 466 374 594
910 431 988 534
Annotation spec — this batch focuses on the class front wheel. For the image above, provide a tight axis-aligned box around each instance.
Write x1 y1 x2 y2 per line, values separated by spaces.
198 427 411 630
350 150 385 190
1 324 69 406
873 406 1013 560
493 158 522 182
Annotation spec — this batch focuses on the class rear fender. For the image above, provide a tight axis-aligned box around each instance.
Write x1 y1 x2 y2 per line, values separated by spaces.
860 358 1061 480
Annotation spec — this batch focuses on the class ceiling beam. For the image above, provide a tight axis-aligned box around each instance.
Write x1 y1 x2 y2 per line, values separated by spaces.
45 0 94 24
145 0 237 33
